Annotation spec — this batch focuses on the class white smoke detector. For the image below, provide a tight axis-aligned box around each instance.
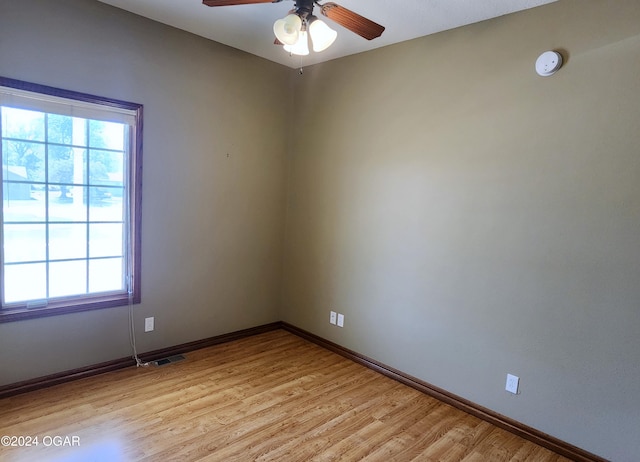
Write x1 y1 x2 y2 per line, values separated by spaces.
535 51 563 76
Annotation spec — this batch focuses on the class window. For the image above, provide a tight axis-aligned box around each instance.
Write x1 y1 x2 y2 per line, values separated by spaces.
0 77 142 322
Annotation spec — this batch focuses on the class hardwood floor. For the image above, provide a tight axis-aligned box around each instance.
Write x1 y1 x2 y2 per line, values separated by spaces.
0 330 571 461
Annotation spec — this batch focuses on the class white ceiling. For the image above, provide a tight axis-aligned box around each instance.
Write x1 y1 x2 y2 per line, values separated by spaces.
97 0 557 69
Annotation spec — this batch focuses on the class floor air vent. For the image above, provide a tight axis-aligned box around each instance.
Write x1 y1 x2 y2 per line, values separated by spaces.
153 354 186 366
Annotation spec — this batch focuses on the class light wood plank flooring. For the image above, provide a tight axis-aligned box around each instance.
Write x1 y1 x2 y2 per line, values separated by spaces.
0 330 571 461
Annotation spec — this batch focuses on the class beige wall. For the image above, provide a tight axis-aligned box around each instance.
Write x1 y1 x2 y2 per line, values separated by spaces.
0 0 289 382
282 1 640 460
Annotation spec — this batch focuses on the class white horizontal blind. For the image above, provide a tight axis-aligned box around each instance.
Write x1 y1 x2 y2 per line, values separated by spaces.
0 86 137 125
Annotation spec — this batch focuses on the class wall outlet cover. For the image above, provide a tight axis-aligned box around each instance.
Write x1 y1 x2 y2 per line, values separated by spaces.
330 311 337 325
144 317 155 332
506 373 519 394
337 313 345 328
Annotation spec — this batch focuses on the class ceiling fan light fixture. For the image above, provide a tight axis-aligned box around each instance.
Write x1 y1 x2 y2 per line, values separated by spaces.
283 30 310 56
308 17 337 52
273 13 302 46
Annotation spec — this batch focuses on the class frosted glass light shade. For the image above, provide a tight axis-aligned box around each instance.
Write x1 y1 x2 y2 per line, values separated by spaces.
284 31 309 56
308 19 337 52
273 14 302 46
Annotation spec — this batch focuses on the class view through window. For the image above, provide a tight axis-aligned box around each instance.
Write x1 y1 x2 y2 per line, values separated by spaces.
0 78 142 321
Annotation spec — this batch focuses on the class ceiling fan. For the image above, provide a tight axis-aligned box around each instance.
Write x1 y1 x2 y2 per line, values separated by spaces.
202 0 385 56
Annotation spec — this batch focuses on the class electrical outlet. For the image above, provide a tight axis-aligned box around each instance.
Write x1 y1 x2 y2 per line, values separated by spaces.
505 373 519 394
330 311 337 325
337 313 345 328
144 317 154 332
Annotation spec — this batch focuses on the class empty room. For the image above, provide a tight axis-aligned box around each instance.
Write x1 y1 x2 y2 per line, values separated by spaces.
1 0 639 461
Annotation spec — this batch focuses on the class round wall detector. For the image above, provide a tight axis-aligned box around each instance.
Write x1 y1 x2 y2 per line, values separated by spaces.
535 51 563 77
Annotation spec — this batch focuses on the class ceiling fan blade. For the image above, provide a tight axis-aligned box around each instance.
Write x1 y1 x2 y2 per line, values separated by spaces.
203 0 279 7
320 2 385 40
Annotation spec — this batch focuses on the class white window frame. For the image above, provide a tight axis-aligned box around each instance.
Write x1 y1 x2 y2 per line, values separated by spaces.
0 77 142 322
